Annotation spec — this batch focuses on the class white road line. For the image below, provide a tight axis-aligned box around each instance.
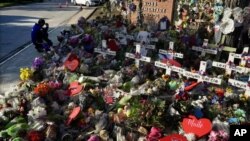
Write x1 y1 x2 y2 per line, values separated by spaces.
0 27 58 66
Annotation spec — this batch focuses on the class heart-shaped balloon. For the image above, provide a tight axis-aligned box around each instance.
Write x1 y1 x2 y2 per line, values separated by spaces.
64 54 80 72
66 106 81 125
182 115 212 138
68 81 83 96
159 134 187 141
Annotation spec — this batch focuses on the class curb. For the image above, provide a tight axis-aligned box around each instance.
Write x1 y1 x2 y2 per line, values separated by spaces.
0 7 97 65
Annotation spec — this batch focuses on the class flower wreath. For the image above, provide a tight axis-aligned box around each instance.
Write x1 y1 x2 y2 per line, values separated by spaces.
129 3 136 12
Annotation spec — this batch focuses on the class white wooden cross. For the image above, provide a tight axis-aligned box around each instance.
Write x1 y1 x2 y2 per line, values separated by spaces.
154 61 172 75
132 42 156 57
176 61 221 85
192 39 218 56
228 75 250 95
133 42 156 50
197 61 222 84
155 42 183 75
233 47 249 67
159 42 183 59
125 44 151 68
94 40 116 58
213 53 250 75
154 60 221 85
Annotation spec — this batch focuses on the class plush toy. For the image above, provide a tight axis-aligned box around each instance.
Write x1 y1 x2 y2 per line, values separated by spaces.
220 8 235 34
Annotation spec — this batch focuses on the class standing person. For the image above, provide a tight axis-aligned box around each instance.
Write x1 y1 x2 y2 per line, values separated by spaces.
31 19 53 52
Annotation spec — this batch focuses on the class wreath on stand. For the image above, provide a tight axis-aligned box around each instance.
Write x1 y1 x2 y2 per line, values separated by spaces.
129 3 136 12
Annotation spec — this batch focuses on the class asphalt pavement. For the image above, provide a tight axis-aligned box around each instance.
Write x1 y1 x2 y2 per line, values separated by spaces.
0 0 81 60
0 3 97 94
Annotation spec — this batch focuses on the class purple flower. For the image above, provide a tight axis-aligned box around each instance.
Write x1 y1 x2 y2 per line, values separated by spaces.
32 57 44 69
83 34 93 44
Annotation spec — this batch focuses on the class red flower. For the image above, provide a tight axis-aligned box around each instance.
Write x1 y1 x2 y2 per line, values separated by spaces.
27 131 44 141
33 82 51 97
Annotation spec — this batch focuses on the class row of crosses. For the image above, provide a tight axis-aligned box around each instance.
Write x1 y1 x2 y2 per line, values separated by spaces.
94 39 250 94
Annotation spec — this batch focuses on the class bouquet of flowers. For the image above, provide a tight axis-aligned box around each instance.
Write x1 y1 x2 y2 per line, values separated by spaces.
20 67 33 81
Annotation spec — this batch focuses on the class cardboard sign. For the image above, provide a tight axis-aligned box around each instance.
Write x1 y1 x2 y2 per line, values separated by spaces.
159 134 187 141
182 115 212 138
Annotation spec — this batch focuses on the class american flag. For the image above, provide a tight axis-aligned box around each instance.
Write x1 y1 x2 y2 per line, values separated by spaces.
158 53 173 63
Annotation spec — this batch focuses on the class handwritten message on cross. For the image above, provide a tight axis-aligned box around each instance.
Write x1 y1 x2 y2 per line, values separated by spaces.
213 53 250 75
233 47 249 67
159 42 183 59
94 40 116 58
197 61 222 84
125 44 151 68
192 39 218 56
228 75 250 95
154 60 221 85
155 61 172 75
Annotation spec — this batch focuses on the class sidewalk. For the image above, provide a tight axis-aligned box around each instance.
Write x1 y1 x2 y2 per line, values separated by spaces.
0 7 97 94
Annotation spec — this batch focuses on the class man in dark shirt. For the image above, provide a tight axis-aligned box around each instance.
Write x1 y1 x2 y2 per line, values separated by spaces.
31 19 52 52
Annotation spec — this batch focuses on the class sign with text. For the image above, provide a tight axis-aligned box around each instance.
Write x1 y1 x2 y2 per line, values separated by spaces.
228 79 248 89
230 125 250 141
94 48 116 56
182 115 212 138
130 0 174 24
155 61 171 74
192 46 218 55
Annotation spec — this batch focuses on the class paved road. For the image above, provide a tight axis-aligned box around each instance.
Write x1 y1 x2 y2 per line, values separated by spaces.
0 2 97 94
0 0 81 60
